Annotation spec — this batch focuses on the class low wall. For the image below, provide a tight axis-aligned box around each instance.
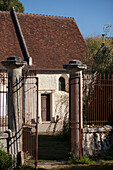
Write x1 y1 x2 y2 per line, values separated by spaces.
1 125 113 158
82 125 113 156
0 132 8 152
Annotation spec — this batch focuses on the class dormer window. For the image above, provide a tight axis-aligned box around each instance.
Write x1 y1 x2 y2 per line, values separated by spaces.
59 77 65 91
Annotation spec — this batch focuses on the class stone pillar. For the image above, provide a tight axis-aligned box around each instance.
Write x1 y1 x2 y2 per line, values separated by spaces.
1 56 27 165
63 60 87 159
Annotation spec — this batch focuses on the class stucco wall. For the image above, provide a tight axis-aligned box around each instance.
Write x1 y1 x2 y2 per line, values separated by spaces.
54 91 69 121
38 73 69 92
38 74 58 91
37 73 69 124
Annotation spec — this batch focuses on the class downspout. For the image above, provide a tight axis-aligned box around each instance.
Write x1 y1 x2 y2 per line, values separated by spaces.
10 7 32 66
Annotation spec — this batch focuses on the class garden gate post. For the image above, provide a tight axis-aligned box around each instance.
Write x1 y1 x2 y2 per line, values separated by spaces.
63 60 87 159
1 56 27 165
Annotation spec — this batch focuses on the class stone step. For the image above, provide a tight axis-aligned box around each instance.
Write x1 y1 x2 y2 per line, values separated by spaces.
38 122 63 132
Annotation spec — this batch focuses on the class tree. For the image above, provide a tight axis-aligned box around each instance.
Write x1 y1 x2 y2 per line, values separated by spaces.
86 36 113 73
0 0 24 12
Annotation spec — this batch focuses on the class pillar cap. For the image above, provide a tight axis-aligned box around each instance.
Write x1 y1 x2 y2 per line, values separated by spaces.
1 56 27 69
7 56 23 61
63 60 87 71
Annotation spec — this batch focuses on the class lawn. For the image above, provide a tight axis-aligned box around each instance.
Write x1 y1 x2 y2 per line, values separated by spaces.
38 132 69 161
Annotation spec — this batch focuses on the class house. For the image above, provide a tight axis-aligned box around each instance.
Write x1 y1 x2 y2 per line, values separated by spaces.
0 11 90 131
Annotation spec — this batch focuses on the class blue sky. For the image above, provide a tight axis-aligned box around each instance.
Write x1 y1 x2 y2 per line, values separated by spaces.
20 0 113 38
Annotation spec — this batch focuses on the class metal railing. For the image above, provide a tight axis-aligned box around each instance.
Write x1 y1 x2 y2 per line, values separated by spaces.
0 74 38 166
83 73 113 126
0 74 38 132
0 72 8 132
22 76 38 167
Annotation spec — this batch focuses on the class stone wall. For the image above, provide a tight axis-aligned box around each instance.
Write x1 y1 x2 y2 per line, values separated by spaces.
82 125 113 156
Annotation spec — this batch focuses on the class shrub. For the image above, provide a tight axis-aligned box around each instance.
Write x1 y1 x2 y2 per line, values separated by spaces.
103 146 113 160
0 144 13 170
69 152 92 164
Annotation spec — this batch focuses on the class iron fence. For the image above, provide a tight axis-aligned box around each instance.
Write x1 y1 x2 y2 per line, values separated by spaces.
0 74 38 166
0 72 8 132
22 76 38 167
83 73 113 126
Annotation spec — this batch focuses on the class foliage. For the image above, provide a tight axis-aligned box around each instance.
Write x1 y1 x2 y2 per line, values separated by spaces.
86 36 103 58
102 146 113 160
93 44 112 73
69 153 92 164
0 144 13 170
86 36 113 58
86 36 113 73
0 0 24 12
14 165 35 169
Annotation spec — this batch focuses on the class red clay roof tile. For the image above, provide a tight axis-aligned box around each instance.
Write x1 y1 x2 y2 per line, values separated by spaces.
0 11 91 69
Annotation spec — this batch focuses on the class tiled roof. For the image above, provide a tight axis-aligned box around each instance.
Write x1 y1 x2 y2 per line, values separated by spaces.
0 11 91 69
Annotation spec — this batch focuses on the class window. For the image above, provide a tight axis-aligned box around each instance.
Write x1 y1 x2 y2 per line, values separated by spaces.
59 77 65 91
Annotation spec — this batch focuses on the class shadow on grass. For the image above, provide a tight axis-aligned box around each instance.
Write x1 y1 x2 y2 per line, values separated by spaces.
14 163 113 170
38 133 69 161
14 165 45 170
59 164 113 170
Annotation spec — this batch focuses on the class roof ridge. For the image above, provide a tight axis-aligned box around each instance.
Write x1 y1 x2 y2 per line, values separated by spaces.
17 12 74 20
0 10 75 21
0 11 10 14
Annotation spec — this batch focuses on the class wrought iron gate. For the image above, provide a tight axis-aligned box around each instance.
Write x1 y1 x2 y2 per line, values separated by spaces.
22 76 38 167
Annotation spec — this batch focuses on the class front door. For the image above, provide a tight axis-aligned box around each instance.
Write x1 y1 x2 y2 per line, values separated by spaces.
41 94 50 121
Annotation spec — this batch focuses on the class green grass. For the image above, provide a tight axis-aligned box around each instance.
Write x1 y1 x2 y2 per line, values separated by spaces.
38 132 69 161
68 156 94 164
